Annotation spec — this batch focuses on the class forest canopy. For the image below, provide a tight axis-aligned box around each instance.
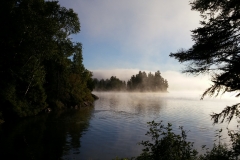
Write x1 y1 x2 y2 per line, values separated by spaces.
93 70 169 92
0 0 94 122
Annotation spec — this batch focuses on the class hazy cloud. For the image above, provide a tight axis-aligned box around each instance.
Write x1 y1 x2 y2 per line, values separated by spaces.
59 0 201 56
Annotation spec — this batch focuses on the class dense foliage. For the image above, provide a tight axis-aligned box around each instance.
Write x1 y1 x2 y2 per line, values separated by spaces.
136 121 198 160
0 0 94 122
94 71 168 92
170 0 240 123
127 71 168 92
93 76 127 91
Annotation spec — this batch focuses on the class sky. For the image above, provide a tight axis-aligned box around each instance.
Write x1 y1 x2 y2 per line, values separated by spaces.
57 0 215 93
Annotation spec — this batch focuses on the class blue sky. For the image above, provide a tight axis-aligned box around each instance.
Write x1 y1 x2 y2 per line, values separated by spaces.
58 0 215 93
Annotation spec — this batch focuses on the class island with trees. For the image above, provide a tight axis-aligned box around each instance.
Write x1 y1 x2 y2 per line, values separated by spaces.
93 70 168 92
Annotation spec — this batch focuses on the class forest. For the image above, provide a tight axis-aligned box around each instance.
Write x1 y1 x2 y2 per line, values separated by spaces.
93 71 168 92
0 0 95 123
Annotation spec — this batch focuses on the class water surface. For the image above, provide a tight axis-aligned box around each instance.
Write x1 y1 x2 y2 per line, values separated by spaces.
0 92 239 160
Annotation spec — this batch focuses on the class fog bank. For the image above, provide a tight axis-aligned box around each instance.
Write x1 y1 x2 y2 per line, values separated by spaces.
91 69 211 92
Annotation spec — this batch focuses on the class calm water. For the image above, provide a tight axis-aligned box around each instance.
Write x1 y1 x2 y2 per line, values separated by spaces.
0 92 239 160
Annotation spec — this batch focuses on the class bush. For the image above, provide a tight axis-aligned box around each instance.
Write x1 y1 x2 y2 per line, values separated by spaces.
199 143 230 160
135 121 198 160
115 121 240 160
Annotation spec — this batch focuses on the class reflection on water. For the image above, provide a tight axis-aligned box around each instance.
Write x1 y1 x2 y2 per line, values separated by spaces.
0 107 94 160
0 92 239 160
76 92 239 159
96 92 166 117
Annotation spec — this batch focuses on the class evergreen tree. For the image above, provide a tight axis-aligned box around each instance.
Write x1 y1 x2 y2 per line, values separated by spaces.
126 71 168 92
94 76 126 91
170 0 240 123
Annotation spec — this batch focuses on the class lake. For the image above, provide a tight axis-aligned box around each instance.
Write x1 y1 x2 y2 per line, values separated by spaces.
0 92 239 160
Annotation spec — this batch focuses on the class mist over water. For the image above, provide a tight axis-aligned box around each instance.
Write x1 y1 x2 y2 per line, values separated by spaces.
1 91 239 160
71 91 239 159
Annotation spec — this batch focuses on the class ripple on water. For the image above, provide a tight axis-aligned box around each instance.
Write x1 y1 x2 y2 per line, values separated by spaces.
66 92 239 159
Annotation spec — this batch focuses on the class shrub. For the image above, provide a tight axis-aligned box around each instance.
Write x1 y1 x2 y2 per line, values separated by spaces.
135 121 198 160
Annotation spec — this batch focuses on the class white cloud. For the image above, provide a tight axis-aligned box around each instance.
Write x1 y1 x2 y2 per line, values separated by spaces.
59 0 201 55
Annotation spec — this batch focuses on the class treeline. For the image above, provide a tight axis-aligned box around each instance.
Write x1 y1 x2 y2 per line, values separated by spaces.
93 76 127 91
0 0 94 122
93 71 168 92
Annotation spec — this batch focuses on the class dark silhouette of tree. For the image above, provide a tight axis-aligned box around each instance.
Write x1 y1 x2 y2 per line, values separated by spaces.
94 76 126 91
0 0 94 122
170 0 240 123
127 71 168 92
